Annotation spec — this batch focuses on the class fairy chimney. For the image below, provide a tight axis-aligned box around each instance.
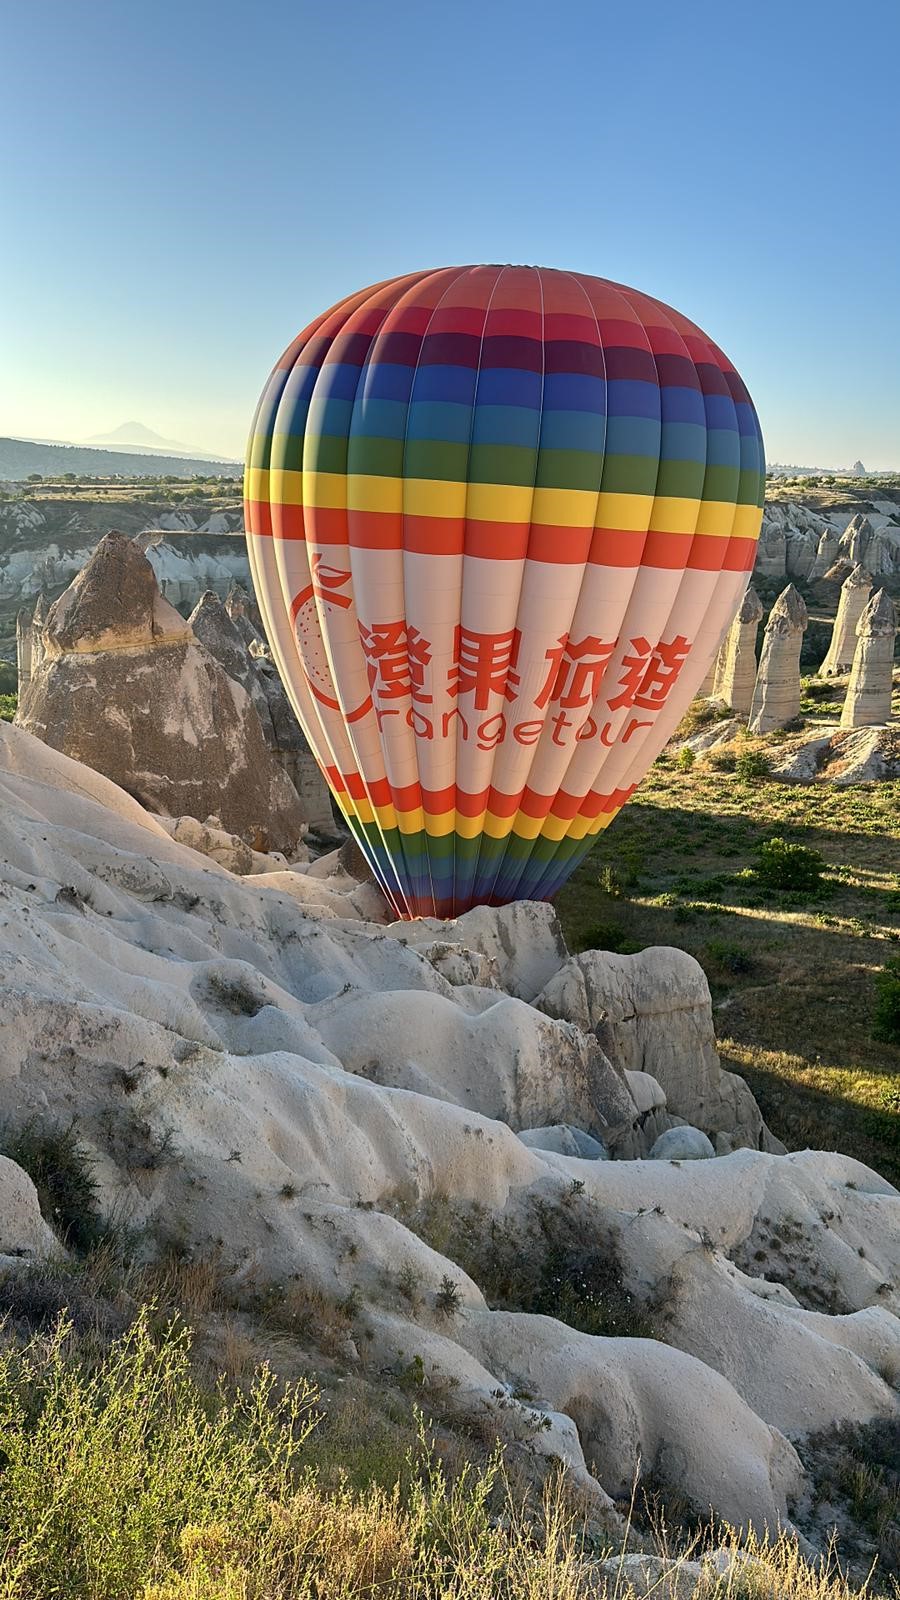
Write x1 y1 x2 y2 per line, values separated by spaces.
840 590 897 729
807 526 841 584
819 565 873 676
16 533 307 849
838 513 874 568
748 585 808 735
713 586 764 715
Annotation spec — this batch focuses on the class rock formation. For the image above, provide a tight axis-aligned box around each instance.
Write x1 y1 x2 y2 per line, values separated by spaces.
15 533 307 850
712 585 763 714
753 499 900 586
15 605 34 688
818 564 872 676
814 555 856 605
224 580 265 644
768 725 900 786
189 589 336 832
840 588 897 729
747 585 808 734
838 512 874 567
807 524 840 584
0 720 897 1546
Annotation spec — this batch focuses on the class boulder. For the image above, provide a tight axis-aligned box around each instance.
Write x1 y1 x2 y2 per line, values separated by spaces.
518 1125 609 1160
15 533 307 851
312 988 641 1148
0 1155 61 1262
389 900 568 1002
536 946 782 1152
649 1126 716 1161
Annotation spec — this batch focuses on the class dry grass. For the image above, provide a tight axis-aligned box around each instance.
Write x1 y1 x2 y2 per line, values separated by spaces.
0 1306 886 1600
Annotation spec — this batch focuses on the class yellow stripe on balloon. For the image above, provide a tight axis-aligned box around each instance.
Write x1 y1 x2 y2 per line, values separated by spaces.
245 466 761 548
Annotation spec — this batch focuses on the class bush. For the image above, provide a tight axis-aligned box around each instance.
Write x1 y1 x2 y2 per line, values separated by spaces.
676 746 696 771
756 837 826 894
0 1120 105 1251
573 920 640 955
705 939 755 976
734 749 771 780
873 956 900 1046
0 693 16 722
0 1311 318 1599
707 748 738 772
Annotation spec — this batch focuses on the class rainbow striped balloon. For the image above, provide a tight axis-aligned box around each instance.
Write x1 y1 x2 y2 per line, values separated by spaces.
245 265 764 919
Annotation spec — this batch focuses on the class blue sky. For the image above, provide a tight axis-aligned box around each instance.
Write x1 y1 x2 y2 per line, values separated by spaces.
2 0 898 467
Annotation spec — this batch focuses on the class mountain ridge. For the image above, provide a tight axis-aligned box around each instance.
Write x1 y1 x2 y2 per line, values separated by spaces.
0 435 242 481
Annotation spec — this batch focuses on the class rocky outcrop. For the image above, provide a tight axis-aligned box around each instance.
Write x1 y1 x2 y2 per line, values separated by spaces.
838 512 874 567
769 725 900 785
840 589 897 728
713 585 763 714
813 555 856 605
15 534 307 850
0 1155 61 1264
535 946 783 1153
818 565 872 676
748 585 808 734
0 498 251 657
807 525 841 584
188 589 336 832
754 501 900 584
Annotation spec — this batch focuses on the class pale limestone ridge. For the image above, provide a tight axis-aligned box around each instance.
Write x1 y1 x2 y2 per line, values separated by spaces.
0 721 896 1543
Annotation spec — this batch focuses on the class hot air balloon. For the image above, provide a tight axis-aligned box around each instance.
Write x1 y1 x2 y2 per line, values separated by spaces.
245 266 764 920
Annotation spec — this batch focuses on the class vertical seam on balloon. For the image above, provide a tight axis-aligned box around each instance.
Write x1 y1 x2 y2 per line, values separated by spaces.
396 265 481 917
522 283 674 903
487 268 611 904
316 277 433 917
285 284 422 916
347 267 462 917
466 264 548 909
295 279 428 915
448 264 507 915
590 289 713 811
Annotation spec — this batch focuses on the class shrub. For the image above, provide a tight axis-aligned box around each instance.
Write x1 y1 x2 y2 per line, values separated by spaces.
707 748 738 772
573 921 640 955
676 746 696 771
873 956 900 1046
705 939 755 976
0 693 16 722
0 1311 318 1599
735 748 771 780
756 836 826 893
1 1120 105 1252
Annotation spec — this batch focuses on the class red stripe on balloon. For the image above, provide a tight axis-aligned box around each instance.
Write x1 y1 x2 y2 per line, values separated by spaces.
251 509 757 575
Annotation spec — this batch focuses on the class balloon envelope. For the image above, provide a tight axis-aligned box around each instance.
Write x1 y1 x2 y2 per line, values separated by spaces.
245 266 764 918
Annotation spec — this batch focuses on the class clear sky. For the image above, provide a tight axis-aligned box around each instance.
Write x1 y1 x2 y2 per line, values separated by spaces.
2 0 898 467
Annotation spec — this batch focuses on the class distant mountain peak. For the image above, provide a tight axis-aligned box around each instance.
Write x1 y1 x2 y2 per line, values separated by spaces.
86 421 186 451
